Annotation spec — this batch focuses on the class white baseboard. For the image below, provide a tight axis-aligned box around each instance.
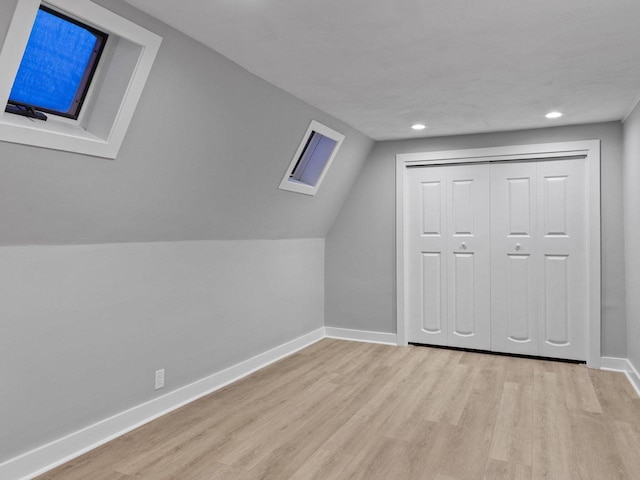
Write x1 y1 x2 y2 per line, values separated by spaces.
0 328 325 480
601 356 640 398
324 326 398 345
600 356 629 371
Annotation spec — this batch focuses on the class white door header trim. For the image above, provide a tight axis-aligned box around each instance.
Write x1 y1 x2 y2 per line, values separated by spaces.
396 140 600 166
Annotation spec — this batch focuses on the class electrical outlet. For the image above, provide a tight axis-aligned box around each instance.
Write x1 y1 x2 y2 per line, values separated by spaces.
155 369 165 390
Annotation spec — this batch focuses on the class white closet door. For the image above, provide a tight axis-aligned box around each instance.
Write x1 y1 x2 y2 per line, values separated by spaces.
536 159 587 360
491 162 539 355
491 159 587 360
406 166 448 346
407 159 586 360
446 165 491 350
406 165 491 350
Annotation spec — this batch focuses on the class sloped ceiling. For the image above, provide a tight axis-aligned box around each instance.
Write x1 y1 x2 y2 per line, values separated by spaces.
124 0 640 140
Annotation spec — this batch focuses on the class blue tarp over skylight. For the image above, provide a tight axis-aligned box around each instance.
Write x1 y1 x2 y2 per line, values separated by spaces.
9 7 101 117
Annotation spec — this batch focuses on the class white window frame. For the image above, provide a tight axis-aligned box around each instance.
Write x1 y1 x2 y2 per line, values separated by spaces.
0 0 162 159
279 120 345 196
395 140 602 368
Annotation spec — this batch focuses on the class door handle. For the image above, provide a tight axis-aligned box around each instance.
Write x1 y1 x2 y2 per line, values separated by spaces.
515 244 521 251
461 242 467 250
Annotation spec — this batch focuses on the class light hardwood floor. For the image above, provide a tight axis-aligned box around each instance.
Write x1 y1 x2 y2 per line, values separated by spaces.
37 339 640 480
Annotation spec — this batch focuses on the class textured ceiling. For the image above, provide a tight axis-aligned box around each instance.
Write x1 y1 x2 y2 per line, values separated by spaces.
123 0 640 140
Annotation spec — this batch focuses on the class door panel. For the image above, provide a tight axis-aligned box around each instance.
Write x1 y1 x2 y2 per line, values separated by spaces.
491 162 538 355
508 177 533 235
543 176 569 236
452 180 474 235
421 182 442 235
407 167 448 345
407 165 491 348
506 254 532 342
544 255 570 346
537 159 586 360
446 165 491 349
421 252 443 333
452 252 475 336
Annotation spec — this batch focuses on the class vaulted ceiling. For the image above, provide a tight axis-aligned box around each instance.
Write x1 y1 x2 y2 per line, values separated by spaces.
124 0 640 140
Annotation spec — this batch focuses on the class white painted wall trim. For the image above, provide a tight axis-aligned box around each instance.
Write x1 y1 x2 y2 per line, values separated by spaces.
324 326 398 345
396 140 602 368
601 357 640 398
0 328 325 480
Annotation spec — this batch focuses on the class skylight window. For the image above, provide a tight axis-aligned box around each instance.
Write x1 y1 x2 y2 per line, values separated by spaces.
7 5 107 120
0 0 161 158
279 120 345 196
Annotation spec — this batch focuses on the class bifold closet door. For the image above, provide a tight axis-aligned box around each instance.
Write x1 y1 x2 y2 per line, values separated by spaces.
406 164 491 350
491 159 587 360
490 162 539 356
407 159 587 360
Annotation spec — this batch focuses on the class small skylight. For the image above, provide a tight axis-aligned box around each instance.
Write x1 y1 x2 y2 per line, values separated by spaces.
0 0 162 158
279 120 345 196
6 5 107 120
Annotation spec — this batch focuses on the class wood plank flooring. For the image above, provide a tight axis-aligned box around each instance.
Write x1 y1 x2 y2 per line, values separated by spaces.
37 339 640 480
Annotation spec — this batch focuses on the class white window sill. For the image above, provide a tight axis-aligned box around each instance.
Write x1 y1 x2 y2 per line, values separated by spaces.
0 111 107 155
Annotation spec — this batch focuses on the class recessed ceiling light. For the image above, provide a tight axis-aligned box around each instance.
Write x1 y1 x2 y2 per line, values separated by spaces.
545 111 563 119
411 123 426 130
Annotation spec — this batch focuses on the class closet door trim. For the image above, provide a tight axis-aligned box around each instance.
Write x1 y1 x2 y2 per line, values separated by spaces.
396 140 601 368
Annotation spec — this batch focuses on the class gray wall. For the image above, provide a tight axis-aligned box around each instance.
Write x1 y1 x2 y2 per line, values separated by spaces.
0 0 374 245
0 239 324 462
326 122 627 358
0 0 372 464
623 104 640 369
